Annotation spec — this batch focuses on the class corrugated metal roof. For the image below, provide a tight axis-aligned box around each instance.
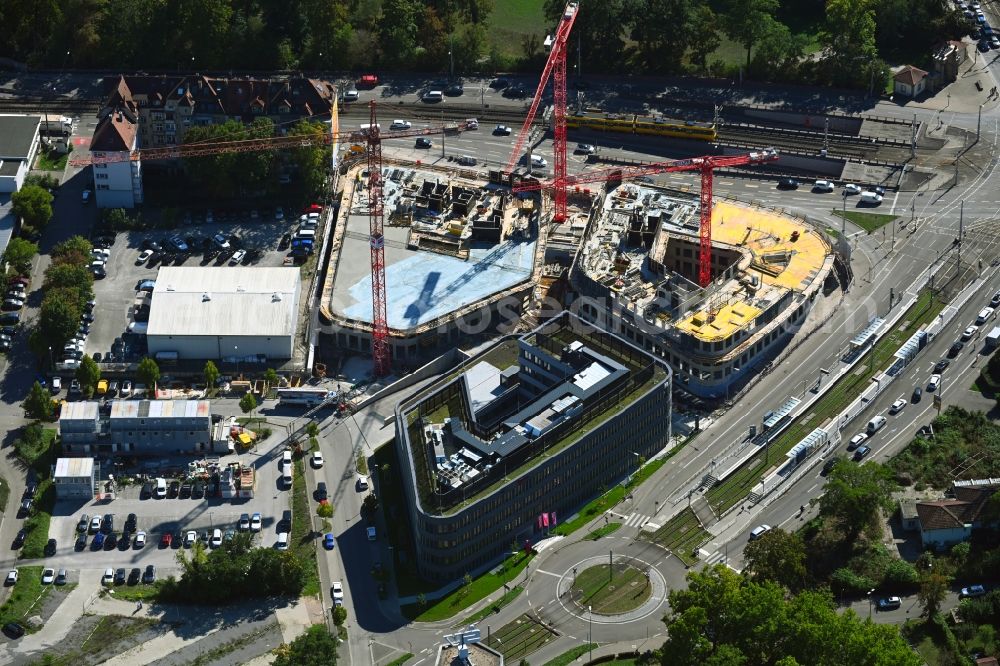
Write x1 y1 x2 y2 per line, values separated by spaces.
59 402 100 421
147 267 300 337
55 457 94 478
110 399 210 419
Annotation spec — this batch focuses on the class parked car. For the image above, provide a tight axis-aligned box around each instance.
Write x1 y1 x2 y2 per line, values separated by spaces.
323 533 336 550
89 515 101 533
127 568 141 585
229 249 247 265
143 565 156 584
134 531 146 548
574 143 596 155
853 445 872 461
55 569 67 586
44 538 56 557
41 568 55 584
250 513 262 532
3 622 25 639
877 596 902 611
77 514 90 532
961 584 987 598
311 451 324 468
315 482 328 502
184 531 197 547
239 513 251 531
113 568 126 585
13 529 26 549
5 570 17 586
331 581 345 605
210 529 223 548
160 532 172 548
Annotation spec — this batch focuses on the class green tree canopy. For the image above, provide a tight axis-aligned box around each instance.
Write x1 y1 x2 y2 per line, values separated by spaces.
203 360 219 389
76 356 101 398
818 460 897 539
742 527 807 591
660 565 921 666
273 625 339 666
22 381 53 421
137 357 160 387
53 235 94 260
720 0 781 69
3 237 38 274
11 185 53 229
240 392 258 416
918 572 950 618
38 290 84 348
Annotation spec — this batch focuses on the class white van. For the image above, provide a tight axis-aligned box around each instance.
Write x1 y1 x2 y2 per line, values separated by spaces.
281 463 292 487
276 532 289 550
281 450 292 465
422 90 444 102
529 155 548 169
976 306 995 325
356 474 369 491
154 477 167 499
127 321 148 335
866 414 887 435
859 191 883 205
389 119 412 130
295 228 316 240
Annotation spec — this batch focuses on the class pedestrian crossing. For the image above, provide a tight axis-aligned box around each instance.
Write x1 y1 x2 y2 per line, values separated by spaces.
622 512 652 528
704 550 727 565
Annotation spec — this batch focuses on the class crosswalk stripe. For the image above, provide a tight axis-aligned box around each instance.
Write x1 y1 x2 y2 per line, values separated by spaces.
623 513 650 528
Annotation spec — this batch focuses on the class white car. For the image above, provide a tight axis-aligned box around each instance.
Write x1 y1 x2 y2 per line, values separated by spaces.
250 513 262 532
89 516 102 533
213 233 231 250
41 568 55 584
928 374 942 392
134 531 146 548
5 570 17 586
493 124 512 135
184 530 197 547
311 451 324 468
389 120 412 130
961 325 977 341
331 581 345 605
848 432 868 450
889 398 906 414
343 90 360 101
812 180 834 193
102 568 114 586
92 248 111 261
121 380 132 396
51 376 62 393
229 249 247 265
749 524 772 541
843 183 862 195
210 529 222 548
136 249 154 264
575 143 595 154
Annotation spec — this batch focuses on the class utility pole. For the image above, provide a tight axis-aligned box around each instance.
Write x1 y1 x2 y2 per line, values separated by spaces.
958 200 964 276
449 34 454 80
823 117 829 154
979 102 985 140
911 113 916 159
441 109 445 159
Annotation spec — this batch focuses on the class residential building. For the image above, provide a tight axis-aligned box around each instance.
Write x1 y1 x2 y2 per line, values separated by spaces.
146 266 302 361
91 101 142 208
53 457 96 499
905 478 1000 550
0 114 41 193
394 311 671 582
893 66 929 98
61 399 223 455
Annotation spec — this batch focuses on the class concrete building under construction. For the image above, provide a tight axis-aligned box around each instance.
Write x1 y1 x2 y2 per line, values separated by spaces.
571 183 835 399
321 164 552 366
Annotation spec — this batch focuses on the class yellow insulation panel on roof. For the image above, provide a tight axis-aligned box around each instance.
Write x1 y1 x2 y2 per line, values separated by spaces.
676 302 763 342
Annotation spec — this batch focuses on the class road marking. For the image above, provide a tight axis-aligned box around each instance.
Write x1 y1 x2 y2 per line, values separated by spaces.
535 569 562 579
807 483 818 493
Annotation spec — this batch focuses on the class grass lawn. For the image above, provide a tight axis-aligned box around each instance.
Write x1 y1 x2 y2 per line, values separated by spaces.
488 0 547 59
483 613 556 661
0 475 8 513
291 458 320 596
80 616 159 660
0 566 49 631
542 643 599 666
458 585 523 625
35 149 69 171
402 550 533 622
645 506 711 566
107 582 164 602
831 209 899 233
586 522 622 540
20 480 54 559
386 654 414 666
572 563 651 615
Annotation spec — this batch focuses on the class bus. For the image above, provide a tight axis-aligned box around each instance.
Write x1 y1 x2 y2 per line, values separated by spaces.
277 387 335 407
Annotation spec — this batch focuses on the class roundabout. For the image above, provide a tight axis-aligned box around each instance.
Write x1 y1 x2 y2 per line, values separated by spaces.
568 562 651 615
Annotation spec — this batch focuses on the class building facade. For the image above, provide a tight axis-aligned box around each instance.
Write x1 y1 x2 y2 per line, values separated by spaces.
61 399 219 454
0 115 41 194
54 457 96 499
91 104 142 208
394 312 671 582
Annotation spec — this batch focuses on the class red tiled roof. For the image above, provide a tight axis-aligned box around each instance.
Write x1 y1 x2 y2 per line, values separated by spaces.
894 65 928 86
91 107 137 152
917 484 998 532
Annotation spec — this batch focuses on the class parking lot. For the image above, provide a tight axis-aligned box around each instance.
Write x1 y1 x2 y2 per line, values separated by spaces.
45 443 293 569
84 206 317 361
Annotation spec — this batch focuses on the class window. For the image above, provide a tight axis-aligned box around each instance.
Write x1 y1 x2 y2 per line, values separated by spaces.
95 173 108 180
97 184 109 190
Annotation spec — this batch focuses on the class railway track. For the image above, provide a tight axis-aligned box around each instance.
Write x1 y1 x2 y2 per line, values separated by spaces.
0 97 99 113
718 125 872 160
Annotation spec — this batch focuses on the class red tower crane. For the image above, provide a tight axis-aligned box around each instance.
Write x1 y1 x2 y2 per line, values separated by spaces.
365 101 391 377
514 148 779 287
504 1 579 224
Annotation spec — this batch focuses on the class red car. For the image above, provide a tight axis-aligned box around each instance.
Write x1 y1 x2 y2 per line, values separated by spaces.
303 204 322 214
159 533 172 548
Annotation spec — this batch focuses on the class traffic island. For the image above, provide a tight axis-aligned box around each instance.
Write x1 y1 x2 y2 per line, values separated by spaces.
569 563 651 616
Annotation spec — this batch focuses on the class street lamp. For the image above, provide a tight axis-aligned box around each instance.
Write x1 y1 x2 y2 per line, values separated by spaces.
588 606 593 660
867 588 876 619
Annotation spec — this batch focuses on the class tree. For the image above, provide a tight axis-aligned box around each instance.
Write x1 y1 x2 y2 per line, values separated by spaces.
11 184 53 229
240 392 258 418
817 460 897 538
629 0 698 73
38 292 84 348
306 421 319 438
22 381 53 421
3 237 38 274
378 0 419 67
53 235 94 260
918 572 950 618
273 625 339 666
137 357 160 388
332 605 347 626
687 5 721 73
660 565 921 666
317 501 333 517
76 356 101 398
720 0 781 70
820 0 882 89
742 528 807 591
285 120 327 200
544 0 629 75
361 492 379 518
264 367 279 387
203 360 219 390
